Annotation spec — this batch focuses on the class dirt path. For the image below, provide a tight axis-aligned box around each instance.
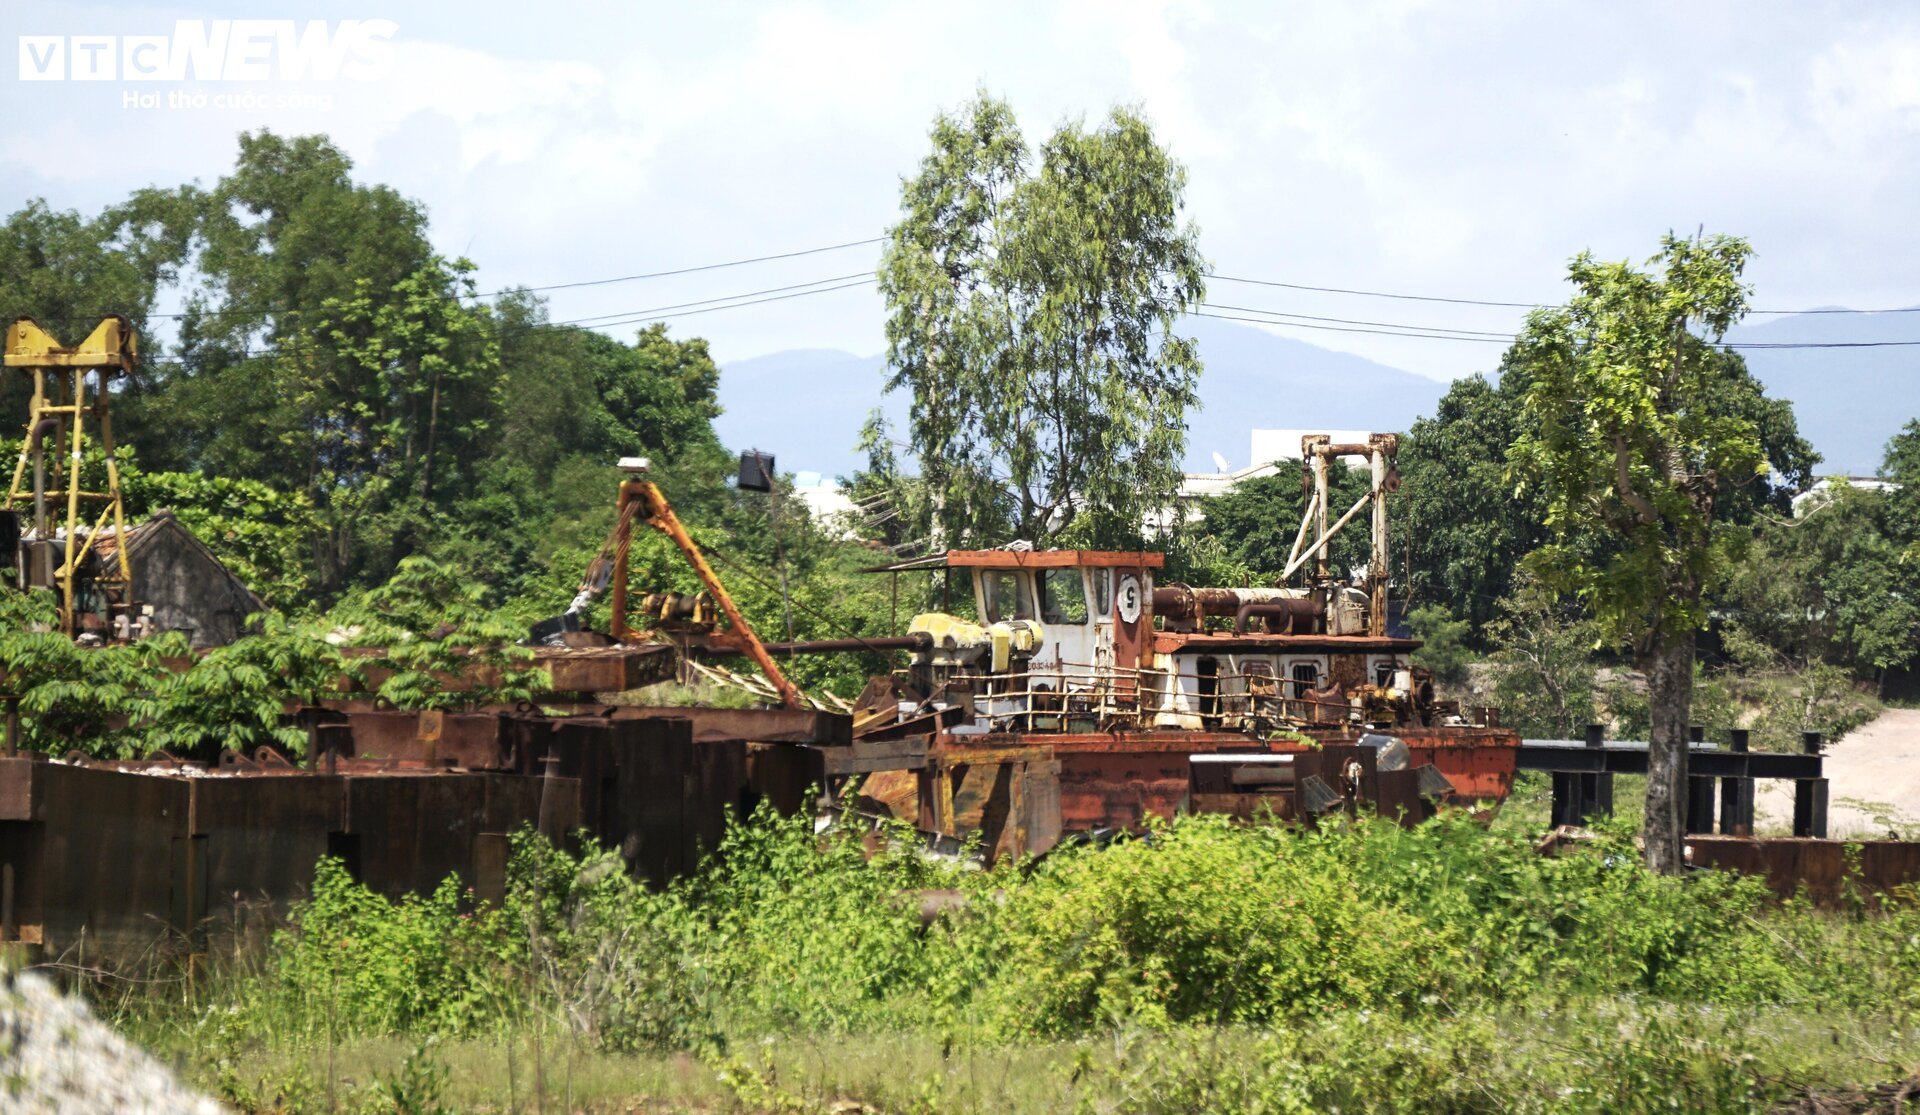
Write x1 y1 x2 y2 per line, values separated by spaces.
1755 708 1920 837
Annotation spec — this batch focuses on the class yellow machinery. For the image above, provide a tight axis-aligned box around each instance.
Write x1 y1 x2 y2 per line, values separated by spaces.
3 316 138 638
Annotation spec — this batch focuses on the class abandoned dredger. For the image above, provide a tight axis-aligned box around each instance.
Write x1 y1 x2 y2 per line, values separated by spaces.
803 434 1521 857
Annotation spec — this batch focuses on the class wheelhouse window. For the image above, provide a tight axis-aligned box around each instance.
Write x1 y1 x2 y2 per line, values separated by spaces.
1290 663 1319 699
1041 569 1090 624
980 570 1033 623
1091 568 1113 619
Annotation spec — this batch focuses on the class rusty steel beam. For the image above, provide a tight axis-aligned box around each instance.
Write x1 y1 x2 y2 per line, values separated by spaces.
605 704 851 746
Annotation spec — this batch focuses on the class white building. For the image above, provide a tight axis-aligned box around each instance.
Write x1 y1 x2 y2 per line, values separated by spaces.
1791 476 1901 517
790 470 860 539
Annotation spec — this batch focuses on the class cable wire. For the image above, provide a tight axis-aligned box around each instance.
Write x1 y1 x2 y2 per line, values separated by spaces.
1202 270 1920 316
143 235 886 322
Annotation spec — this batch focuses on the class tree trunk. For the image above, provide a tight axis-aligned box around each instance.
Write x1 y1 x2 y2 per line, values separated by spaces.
420 372 442 500
1643 629 1694 874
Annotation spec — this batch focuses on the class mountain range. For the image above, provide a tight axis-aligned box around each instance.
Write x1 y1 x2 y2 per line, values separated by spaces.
712 314 1919 483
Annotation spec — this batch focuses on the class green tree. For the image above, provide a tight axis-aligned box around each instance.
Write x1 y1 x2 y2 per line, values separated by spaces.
1399 369 1546 635
1882 419 1920 549
1401 351 1812 640
1487 576 1599 740
0 193 196 430
878 94 1206 548
1724 480 1920 680
1507 233 1767 873
1406 605 1472 687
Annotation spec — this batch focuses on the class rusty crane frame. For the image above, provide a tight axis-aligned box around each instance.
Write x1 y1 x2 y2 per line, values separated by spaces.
1283 432 1399 636
598 460 805 710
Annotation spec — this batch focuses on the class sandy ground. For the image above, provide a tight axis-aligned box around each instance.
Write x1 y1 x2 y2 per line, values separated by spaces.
1755 708 1920 837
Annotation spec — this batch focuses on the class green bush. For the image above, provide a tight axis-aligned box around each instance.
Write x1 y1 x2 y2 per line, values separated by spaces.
105 807 1920 1111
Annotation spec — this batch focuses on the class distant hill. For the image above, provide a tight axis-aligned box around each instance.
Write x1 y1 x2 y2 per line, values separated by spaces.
710 348 897 482
1726 311 1920 476
712 319 1448 481
711 314 1920 482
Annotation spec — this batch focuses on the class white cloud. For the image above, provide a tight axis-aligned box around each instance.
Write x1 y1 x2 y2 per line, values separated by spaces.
6 0 1920 376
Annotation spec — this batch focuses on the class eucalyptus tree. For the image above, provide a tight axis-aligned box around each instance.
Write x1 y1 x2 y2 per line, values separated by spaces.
878 94 1207 548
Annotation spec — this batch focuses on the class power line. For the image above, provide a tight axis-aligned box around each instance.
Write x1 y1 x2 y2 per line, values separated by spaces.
1193 309 1510 344
142 235 886 323
119 245 1920 360
545 272 875 325
138 275 880 366
1199 301 1515 338
540 277 875 331
1202 270 1920 316
1199 306 1920 350
1204 272 1539 310
496 237 883 297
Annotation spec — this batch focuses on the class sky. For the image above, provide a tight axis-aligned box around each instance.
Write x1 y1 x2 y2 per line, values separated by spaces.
7 0 1920 382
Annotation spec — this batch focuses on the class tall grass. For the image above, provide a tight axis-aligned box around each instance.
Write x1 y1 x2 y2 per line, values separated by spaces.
99 808 1920 1112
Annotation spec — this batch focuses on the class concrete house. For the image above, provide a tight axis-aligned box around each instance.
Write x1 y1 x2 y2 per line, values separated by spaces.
93 509 265 647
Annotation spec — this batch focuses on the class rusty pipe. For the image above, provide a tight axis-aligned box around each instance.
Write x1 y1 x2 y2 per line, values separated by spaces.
1234 599 1322 635
1152 584 1303 621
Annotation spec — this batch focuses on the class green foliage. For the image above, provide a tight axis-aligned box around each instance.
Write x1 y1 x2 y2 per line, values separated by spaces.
333 557 546 711
879 93 1207 548
144 615 342 758
131 810 1920 1051
1399 369 1546 635
373 1040 452 1115
1507 234 1765 653
1487 575 1599 738
102 810 1920 1110
1724 480 1920 676
271 858 513 1036
23 130 735 611
1406 604 1472 686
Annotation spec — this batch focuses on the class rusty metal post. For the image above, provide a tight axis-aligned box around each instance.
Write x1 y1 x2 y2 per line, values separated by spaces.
1720 728 1754 835
1368 437 1389 636
1794 732 1827 838
609 481 636 641
1313 449 1330 583
1 863 13 944
3 695 17 756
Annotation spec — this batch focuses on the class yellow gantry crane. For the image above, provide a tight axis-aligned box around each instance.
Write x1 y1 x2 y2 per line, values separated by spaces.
3 316 138 639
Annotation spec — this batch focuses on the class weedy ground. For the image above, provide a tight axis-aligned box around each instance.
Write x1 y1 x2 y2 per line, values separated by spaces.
87 808 1920 1114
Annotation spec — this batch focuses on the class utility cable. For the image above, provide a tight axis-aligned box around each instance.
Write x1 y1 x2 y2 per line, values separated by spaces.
142 235 886 322
1201 269 1920 316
